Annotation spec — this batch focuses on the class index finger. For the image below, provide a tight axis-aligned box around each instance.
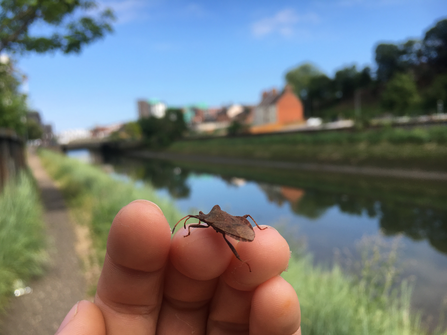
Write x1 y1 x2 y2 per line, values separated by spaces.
94 200 171 335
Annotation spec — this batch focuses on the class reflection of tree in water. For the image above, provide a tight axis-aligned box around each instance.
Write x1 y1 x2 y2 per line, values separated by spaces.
379 204 447 254
106 156 191 199
257 184 288 207
257 183 447 255
139 160 191 199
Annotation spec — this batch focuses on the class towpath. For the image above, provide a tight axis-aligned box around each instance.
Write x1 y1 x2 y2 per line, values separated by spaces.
0 152 86 335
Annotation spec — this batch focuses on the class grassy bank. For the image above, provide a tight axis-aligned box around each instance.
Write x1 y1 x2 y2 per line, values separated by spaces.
167 126 447 171
38 150 182 267
39 150 446 334
0 172 47 314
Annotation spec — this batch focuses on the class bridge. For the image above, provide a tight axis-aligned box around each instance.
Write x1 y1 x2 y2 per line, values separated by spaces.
60 138 142 153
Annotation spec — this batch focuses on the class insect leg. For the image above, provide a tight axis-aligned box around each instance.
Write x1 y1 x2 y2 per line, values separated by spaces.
172 215 191 235
222 234 252 272
185 221 210 237
244 215 267 231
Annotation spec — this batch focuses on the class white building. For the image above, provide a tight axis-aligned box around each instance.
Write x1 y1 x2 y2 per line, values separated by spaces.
148 99 167 118
57 129 91 144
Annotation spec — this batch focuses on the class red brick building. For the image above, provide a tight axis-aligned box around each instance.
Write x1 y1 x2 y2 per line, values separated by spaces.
252 85 304 132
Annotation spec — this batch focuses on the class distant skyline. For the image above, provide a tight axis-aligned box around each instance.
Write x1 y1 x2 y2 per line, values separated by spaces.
16 0 447 133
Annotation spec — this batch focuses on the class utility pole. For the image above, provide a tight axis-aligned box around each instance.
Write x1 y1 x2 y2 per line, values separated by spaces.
355 89 362 125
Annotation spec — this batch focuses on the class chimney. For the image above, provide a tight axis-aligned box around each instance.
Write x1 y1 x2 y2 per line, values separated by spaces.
271 88 278 96
262 91 268 99
284 84 293 93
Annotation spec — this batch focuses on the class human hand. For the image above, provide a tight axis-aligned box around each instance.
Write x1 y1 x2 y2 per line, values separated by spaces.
55 200 301 334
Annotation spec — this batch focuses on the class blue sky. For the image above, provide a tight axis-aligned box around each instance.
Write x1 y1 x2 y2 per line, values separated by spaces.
17 0 447 133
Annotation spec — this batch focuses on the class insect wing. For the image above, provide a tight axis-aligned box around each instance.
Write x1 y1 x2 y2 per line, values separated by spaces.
212 214 255 242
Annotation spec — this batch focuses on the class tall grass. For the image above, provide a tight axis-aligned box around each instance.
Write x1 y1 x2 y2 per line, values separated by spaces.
0 172 47 313
39 150 447 334
283 256 427 335
38 149 182 264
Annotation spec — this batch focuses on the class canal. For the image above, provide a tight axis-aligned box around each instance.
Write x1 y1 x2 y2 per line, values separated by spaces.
69 149 447 328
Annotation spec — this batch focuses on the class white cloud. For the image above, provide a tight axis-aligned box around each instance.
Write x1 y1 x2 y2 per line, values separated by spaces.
100 0 155 24
251 9 319 38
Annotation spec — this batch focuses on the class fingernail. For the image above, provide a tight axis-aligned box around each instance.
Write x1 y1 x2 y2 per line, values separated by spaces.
56 301 80 333
135 199 164 215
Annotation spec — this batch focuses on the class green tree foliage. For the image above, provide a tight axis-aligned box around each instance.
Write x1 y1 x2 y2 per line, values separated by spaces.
0 58 27 134
380 73 421 115
334 65 372 99
110 122 142 141
375 44 404 82
285 63 372 118
227 120 249 136
26 118 43 139
285 63 322 99
138 108 187 148
0 0 115 54
422 74 447 111
423 19 447 73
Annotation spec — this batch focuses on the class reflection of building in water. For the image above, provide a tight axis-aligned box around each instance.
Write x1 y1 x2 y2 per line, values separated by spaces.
258 183 305 207
281 187 305 204
230 177 246 187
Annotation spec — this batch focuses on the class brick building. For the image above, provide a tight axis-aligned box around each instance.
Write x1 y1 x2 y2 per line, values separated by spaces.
252 85 304 132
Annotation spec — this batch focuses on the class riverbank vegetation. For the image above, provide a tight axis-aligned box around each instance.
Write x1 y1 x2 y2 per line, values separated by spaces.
39 150 446 334
166 126 447 171
0 172 47 314
38 149 182 290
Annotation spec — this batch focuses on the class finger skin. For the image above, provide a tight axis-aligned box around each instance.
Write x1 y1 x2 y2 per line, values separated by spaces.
207 227 291 333
223 226 290 291
170 224 234 280
156 263 218 335
250 276 301 335
157 226 234 334
95 200 171 335
55 300 106 335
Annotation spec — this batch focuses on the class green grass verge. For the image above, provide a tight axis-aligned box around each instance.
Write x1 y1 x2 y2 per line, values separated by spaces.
39 150 447 334
167 126 447 171
0 172 47 314
38 149 182 265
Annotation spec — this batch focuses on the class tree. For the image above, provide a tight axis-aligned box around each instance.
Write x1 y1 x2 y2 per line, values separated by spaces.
0 58 27 134
375 43 403 82
423 19 447 73
285 63 323 98
26 118 43 139
380 73 421 115
0 0 115 54
422 74 447 111
110 122 142 141
138 108 187 148
286 63 325 117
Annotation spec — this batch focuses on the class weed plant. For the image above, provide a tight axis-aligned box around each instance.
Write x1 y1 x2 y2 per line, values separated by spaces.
0 172 47 313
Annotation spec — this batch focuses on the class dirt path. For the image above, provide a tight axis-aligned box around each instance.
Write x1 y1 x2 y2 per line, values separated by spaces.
0 153 86 335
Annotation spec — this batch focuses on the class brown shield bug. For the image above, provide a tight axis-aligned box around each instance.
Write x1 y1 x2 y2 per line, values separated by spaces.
172 205 267 272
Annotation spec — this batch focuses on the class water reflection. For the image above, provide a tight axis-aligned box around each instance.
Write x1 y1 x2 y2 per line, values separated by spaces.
106 155 447 256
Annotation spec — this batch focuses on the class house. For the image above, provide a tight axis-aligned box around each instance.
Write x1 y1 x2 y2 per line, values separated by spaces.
252 85 304 133
137 99 167 119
